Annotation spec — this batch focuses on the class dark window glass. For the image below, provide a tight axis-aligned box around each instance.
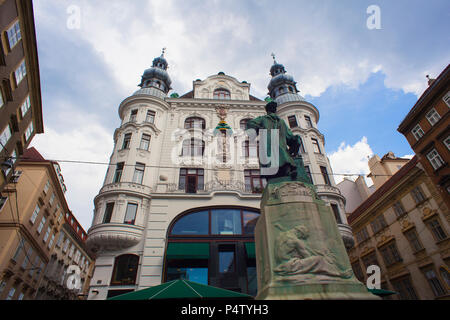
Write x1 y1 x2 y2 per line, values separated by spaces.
129 109 137 122
218 244 236 274
113 162 124 183
427 218 447 241
171 210 209 235
179 168 204 193
391 276 418 300
122 133 131 149
304 166 313 184
167 262 208 285
111 254 139 286
330 204 342 224
287 115 298 128
140 134 151 150
298 136 305 153
146 110 155 123
211 209 242 235
103 203 114 223
182 138 205 157
312 138 321 154
304 115 313 128
404 229 423 252
320 166 331 185
244 170 266 193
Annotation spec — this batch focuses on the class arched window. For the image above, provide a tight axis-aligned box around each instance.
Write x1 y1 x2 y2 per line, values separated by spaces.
165 207 260 295
213 88 231 100
184 117 206 129
181 138 205 157
110 254 139 286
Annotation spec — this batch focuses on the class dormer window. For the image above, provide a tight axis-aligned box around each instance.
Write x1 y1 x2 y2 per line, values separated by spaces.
213 88 230 100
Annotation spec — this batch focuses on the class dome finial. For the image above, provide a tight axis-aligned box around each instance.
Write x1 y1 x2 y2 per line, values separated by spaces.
161 47 166 57
271 52 277 64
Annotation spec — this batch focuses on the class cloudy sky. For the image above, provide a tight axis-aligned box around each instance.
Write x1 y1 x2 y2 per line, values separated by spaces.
29 0 450 230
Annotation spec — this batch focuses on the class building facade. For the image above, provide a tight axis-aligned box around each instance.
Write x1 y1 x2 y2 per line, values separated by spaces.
346 155 450 300
87 53 353 300
398 64 450 210
0 0 43 193
0 148 93 300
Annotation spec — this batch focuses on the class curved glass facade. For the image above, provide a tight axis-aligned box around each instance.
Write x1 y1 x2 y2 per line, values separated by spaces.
164 207 259 295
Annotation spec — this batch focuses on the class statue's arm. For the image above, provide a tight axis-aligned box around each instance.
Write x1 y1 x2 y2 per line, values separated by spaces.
283 121 301 155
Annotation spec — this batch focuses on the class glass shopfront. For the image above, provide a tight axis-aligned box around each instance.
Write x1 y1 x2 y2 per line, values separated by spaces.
164 207 259 296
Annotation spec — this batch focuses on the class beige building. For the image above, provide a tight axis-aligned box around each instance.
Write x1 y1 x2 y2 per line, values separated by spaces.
343 154 450 299
0 147 94 299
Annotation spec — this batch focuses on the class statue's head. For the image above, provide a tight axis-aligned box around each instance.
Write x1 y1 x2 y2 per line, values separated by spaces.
265 101 277 114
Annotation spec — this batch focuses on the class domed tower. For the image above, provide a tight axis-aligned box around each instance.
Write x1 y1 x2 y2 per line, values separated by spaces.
87 50 173 299
268 55 355 249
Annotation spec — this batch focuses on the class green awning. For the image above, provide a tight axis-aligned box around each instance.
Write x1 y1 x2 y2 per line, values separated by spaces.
166 242 209 260
108 279 253 300
245 242 255 259
368 288 397 297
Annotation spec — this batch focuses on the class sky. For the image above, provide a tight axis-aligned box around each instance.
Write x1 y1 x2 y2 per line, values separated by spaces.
29 0 450 231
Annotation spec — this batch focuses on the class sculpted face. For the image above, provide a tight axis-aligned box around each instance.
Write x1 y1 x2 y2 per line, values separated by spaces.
265 101 277 114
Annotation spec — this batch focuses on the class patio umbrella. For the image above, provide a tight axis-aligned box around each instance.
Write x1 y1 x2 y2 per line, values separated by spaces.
108 279 253 300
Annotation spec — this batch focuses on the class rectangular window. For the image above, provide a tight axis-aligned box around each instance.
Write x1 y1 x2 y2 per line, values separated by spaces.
379 242 402 266
7 20 22 49
103 202 114 223
21 246 33 269
15 60 27 86
48 233 55 249
330 204 342 224
423 268 447 297
43 180 50 194
129 109 138 122
404 229 423 253
356 227 369 244
63 238 70 253
124 203 138 225
0 89 4 109
311 138 321 154
20 96 31 118
304 166 313 184
320 166 331 185
30 204 40 224
37 216 46 234
393 201 406 218
244 169 267 193
132 162 145 184
49 193 55 206
351 261 365 282
443 91 450 107
0 196 7 212
0 125 12 152
140 134 151 151
298 136 306 153
146 110 155 123
121 133 132 149
56 233 64 247
361 252 379 270
425 108 441 126
43 226 51 242
370 214 387 234
211 209 242 235
68 244 75 258
411 124 424 140
426 218 447 242
287 115 298 128
391 276 418 300
179 168 204 193
113 162 124 183
6 287 16 300
411 185 426 204
304 115 313 128
444 135 450 151
426 148 445 170
12 239 23 261
25 121 34 141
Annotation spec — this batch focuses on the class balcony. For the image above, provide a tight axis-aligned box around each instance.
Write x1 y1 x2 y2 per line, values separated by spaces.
86 223 144 252
99 182 152 197
337 223 355 249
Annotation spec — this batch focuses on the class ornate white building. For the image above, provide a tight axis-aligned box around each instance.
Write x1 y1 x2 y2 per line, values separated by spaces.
86 53 354 299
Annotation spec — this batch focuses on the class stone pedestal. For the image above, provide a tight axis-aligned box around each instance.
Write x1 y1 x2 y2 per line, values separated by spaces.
255 181 378 300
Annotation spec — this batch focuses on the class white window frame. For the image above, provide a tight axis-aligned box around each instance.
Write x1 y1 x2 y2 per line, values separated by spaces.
443 91 450 108
411 124 424 140
37 216 46 234
0 89 4 109
425 108 441 126
0 196 8 212
7 20 21 50
426 148 445 170
444 135 450 151
20 95 31 118
14 60 27 86
43 226 51 242
30 204 40 224
0 125 12 152
25 121 34 142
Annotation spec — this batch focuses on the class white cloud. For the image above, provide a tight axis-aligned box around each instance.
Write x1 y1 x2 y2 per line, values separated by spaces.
30 111 113 231
328 136 374 186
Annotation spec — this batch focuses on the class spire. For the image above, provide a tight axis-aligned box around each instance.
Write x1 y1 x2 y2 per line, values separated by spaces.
135 50 172 98
267 56 299 101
